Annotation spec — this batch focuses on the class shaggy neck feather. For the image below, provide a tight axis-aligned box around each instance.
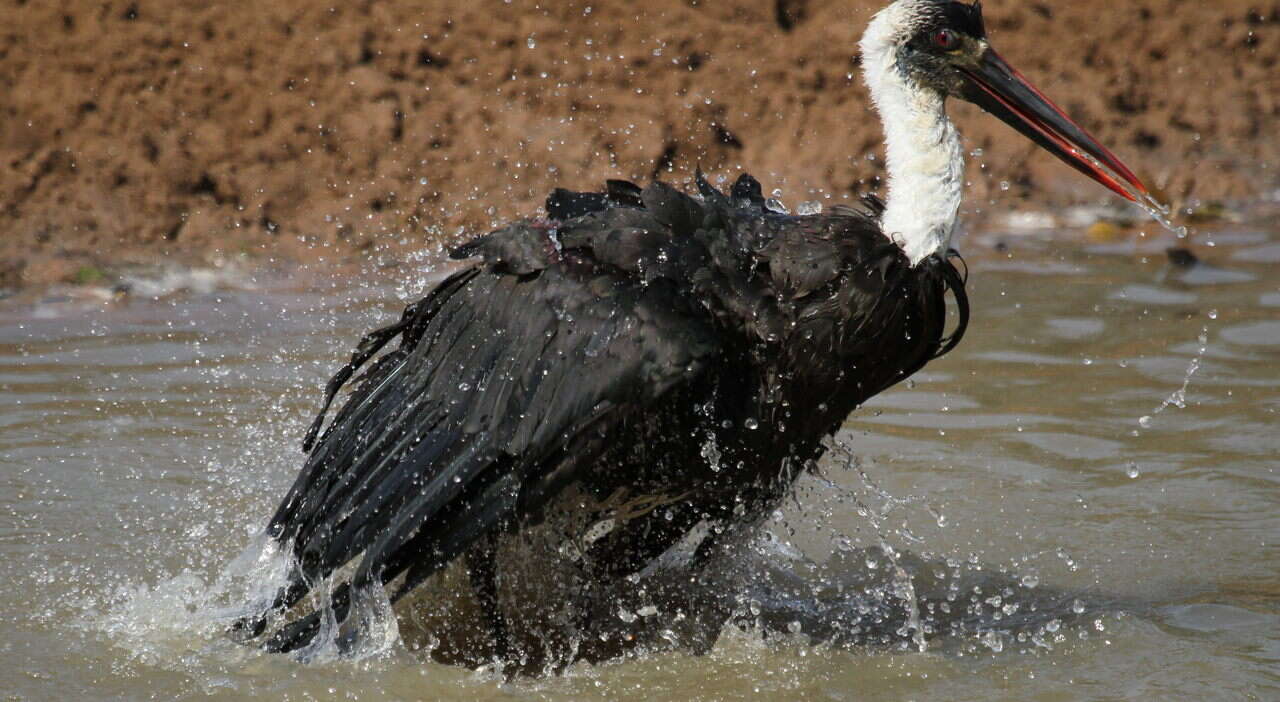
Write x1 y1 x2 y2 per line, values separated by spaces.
860 6 965 265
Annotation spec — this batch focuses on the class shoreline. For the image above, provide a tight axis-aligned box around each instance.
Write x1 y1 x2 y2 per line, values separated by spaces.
5 196 1273 316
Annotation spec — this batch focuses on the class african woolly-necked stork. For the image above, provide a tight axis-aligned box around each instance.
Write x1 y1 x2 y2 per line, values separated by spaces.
231 0 1149 670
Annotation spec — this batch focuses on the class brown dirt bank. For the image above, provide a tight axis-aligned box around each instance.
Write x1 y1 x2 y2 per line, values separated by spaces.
2 0 1277 291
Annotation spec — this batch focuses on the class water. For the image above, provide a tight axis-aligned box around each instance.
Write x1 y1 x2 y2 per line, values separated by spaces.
2 210 1278 700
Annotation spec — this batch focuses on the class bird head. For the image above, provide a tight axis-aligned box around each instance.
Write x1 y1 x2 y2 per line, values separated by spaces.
861 0 1148 202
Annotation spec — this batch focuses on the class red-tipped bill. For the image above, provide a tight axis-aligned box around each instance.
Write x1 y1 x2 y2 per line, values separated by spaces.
959 49 1148 202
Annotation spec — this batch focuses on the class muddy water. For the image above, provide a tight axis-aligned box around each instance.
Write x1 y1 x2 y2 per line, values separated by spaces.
2 211 1278 700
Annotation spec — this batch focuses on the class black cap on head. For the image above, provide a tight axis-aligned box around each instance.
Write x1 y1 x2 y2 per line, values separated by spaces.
938 0 985 39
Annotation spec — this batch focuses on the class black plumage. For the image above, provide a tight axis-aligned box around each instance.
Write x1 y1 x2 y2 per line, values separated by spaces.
221 0 1161 669
237 172 968 663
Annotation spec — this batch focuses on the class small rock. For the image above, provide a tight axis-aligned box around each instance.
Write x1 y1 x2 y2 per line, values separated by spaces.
1086 220 1125 242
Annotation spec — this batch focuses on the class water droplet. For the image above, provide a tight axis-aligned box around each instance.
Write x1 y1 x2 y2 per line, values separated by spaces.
1020 574 1039 589
744 418 760 430
1072 599 1086 615
980 631 1004 652
1138 415 1153 429
1126 462 1141 479
764 198 790 214
526 35 537 49
1207 309 1219 320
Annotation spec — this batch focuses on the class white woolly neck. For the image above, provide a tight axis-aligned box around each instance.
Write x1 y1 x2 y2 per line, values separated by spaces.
859 3 965 265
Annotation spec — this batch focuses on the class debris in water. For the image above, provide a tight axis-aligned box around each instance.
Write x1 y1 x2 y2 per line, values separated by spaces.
1166 247 1199 267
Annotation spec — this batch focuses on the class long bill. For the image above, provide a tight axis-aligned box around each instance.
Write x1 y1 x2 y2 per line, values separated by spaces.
959 49 1148 202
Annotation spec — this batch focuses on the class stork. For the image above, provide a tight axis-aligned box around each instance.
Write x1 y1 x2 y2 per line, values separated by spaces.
229 0 1149 670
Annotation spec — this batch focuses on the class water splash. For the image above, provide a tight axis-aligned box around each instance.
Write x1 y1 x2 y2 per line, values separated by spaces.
1074 145 1188 239
700 430 722 473
292 578 344 664
343 583 403 660
205 532 296 623
1135 192 1189 239
97 531 296 654
1138 321 1210 429
885 544 927 653
822 439 938 652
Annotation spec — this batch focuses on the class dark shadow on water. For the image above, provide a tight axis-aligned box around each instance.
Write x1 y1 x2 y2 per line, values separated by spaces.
379 540 1123 676
739 545 1112 654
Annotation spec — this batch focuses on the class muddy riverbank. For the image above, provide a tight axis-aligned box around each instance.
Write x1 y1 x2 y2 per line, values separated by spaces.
2 0 1277 290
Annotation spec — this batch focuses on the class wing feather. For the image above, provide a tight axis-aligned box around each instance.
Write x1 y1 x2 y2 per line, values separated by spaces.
249 259 718 650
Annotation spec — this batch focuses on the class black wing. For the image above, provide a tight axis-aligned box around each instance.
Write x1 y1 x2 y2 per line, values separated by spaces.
242 184 723 652
238 172 922 654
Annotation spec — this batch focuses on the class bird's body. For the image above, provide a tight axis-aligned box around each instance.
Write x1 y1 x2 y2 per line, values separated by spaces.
231 0 1150 671
248 175 967 666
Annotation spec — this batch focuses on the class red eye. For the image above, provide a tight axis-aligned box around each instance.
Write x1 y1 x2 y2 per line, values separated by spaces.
932 29 959 50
